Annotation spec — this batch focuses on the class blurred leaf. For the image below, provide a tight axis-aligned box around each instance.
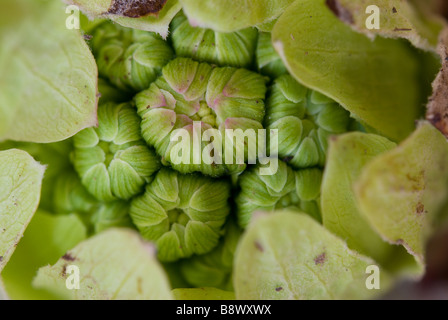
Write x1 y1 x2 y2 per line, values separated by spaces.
0 149 45 271
0 0 98 143
2 211 87 300
234 210 391 299
172 287 235 300
330 0 444 51
180 0 294 32
33 228 173 299
322 132 421 275
68 0 182 38
272 0 421 141
355 122 448 268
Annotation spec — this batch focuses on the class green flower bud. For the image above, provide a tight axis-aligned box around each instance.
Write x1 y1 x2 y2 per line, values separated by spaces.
52 171 97 215
256 32 288 79
180 219 242 290
171 12 258 68
236 160 322 228
72 102 161 201
265 75 351 169
91 22 174 92
91 201 134 233
135 57 268 177
129 168 231 262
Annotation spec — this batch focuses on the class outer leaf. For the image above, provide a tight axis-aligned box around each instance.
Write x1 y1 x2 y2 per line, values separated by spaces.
0 149 45 272
272 0 421 141
180 0 295 32
329 0 445 52
68 0 182 38
172 287 235 300
0 277 8 300
234 210 391 300
355 122 448 268
2 211 87 300
0 0 98 142
33 228 173 300
321 133 420 275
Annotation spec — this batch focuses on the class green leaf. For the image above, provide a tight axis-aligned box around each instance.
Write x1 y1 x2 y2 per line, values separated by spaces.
2 211 87 300
70 0 182 38
321 132 420 275
0 149 45 272
330 0 444 52
0 0 98 142
180 0 295 32
172 287 235 300
234 210 391 300
33 228 173 299
272 0 422 141
355 122 448 268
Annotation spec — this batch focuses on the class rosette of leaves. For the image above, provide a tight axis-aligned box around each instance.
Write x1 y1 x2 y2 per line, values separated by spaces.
72 102 161 201
256 32 288 79
179 219 242 290
91 22 174 92
170 12 258 68
265 74 351 169
129 168 231 262
236 160 322 228
135 57 268 177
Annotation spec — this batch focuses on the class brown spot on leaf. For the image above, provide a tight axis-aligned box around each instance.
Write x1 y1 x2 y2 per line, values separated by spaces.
107 0 167 18
137 277 143 294
392 7 397 13
314 252 327 266
394 28 412 32
325 0 354 24
61 264 67 277
416 202 425 215
0 256 3 262
275 287 283 292
62 253 76 262
254 241 264 252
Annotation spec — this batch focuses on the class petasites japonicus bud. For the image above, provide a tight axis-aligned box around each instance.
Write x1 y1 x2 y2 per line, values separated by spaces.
170 12 258 68
129 167 231 262
180 219 242 290
236 160 322 228
91 22 174 92
72 102 161 201
265 74 351 169
135 57 268 177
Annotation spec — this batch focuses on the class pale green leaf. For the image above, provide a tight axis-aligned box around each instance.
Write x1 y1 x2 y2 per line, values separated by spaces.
2 211 87 300
68 0 182 38
33 228 173 300
0 0 98 142
234 210 391 300
0 149 45 272
355 122 448 268
172 287 235 300
272 0 421 141
322 132 421 275
332 0 445 52
180 0 295 32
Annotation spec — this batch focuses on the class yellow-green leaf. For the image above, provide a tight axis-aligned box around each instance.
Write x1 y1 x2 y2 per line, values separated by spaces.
33 228 173 300
180 0 295 32
0 0 98 143
0 149 45 272
234 210 391 300
355 122 448 268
